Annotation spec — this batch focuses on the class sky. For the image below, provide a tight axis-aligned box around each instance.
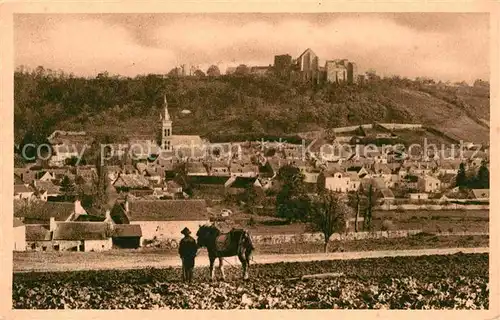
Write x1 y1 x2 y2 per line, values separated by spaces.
14 13 489 83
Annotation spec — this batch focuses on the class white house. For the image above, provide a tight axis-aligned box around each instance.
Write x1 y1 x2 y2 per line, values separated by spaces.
111 199 210 243
13 218 26 251
324 171 351 193
49 144 80 166
14 184 35 201
417 175 441 193
229 162 258 177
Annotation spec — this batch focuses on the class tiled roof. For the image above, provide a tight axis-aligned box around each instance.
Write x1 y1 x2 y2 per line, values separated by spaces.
227 177 258 189
14 184 34 194
26 224 51 241
345 172 360 181
113 174 151 188
15 201 74 224
438 174 456 184
34 180 61 195
53 222 110 240
127 199 208 222
74 214 106 222
373 163 392 174
230 162 257 174
188 175 229 185
113 224 142 237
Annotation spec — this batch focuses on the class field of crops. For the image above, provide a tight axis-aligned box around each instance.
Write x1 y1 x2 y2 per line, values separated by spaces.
13 253 488 309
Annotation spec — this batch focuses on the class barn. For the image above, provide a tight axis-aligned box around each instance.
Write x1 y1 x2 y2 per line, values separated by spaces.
112 224 142 249
111 199 209 244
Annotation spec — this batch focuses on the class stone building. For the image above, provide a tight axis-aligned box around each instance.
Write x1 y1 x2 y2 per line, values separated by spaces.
325 59 358 84
273 54 292 78
296 48 319 82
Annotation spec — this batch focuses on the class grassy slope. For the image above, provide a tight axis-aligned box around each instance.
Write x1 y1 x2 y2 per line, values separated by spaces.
54 81 489 144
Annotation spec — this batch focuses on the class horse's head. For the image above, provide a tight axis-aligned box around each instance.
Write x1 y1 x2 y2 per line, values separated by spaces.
196 224 220 248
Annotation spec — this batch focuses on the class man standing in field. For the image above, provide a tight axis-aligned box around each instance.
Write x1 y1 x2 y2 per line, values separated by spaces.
179 227 198 282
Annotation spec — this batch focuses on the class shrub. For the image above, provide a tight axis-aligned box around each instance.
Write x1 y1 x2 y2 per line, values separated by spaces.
247 217 256 227
395 206 405 214
381 219 396 231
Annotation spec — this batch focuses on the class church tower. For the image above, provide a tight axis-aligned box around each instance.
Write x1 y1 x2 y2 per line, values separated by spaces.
161 95 173 151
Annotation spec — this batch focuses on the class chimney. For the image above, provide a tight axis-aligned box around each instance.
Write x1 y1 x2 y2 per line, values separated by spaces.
49 217 57 232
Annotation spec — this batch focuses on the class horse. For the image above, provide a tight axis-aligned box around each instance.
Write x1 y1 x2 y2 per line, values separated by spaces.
196 224 254 281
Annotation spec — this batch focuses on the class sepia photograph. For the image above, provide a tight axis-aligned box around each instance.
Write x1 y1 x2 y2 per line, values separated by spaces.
8 11 493 310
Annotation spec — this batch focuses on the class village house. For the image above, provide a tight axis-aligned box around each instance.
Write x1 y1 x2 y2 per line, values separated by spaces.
409 163 434 176
471 189 489 202
417 175 441 193
49 144 81 167
437 161 460 175
15 201 76 225
51 219 113 252
15 167 38 184
32 179 62 200
207 161 231 176
111 199 209 243
344 172 361 191
401 174 419 189
378 188 396 204
112 224 143 248
224 176 263 195
112 173 152 193
409 192 429 201
14 184 35 201
24 205 142 252
25 224 52 251
13 218 26 251
321 171 351 193
186 161 209 176
229 162 258 177
37 171 56 181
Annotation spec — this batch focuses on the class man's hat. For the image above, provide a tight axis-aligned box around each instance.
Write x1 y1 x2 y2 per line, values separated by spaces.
181 227 191 235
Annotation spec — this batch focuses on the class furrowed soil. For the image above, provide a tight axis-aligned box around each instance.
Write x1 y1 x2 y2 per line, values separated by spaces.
13 253 488 309
14 234 489 272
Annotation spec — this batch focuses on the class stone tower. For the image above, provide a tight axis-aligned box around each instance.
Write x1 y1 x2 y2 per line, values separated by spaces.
161 95 172 151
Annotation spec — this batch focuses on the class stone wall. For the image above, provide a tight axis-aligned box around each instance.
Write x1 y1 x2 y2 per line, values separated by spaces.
333 124 373 133
377 123 423 130
378 203 489 211
250 229 488 245
251 229 423 245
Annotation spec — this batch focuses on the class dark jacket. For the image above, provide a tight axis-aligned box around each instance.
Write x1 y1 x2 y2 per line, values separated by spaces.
179 235 198 259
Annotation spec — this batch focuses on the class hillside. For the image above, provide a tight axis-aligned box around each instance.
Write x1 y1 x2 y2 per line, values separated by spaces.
14 70 490 146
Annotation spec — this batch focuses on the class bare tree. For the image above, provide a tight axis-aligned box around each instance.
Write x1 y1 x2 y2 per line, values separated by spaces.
310 191 349 252
347 185 365 232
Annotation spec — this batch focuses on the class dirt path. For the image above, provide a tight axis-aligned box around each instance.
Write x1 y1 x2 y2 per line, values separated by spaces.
14 247 488 273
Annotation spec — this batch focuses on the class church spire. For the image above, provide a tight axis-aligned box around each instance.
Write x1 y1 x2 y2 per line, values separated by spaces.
163 94 170 121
